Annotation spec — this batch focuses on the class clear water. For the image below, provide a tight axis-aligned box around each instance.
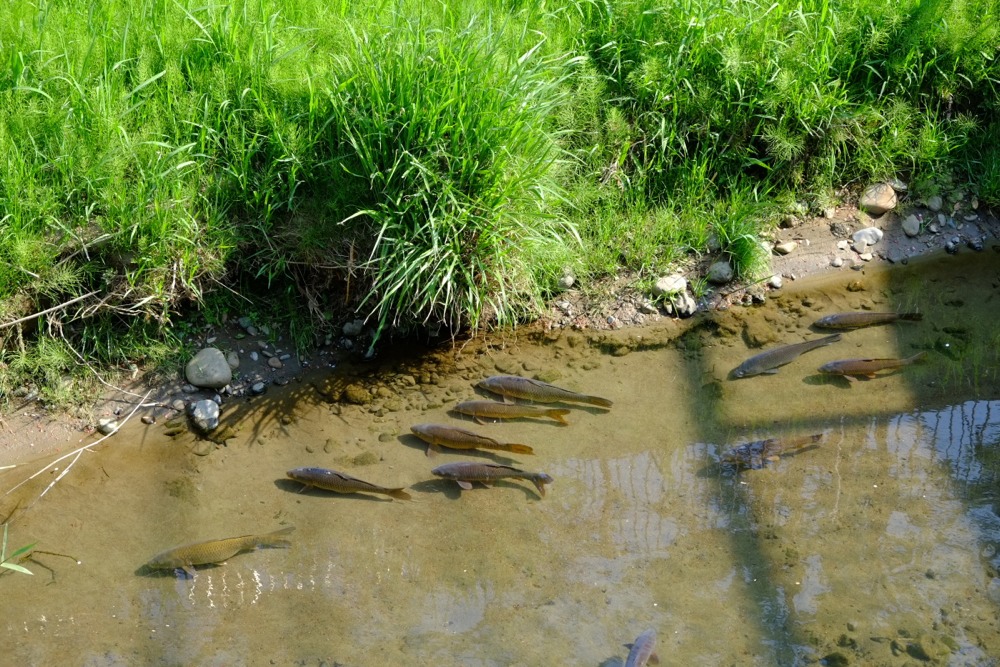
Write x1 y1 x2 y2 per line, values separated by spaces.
1 252 999 665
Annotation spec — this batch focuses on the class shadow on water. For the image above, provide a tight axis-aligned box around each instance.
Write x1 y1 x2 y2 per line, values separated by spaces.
681 250 1000 664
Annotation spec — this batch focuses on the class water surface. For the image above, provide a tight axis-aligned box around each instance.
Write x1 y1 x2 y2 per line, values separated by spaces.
2 252 999 665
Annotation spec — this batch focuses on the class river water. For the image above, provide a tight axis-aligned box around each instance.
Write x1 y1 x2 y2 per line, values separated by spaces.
1 251 999 665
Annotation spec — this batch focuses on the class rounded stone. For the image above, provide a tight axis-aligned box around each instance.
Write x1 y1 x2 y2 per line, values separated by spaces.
343 319 365 337
185 347 232 389
773 241 798 255
558 270 575 290
705 261 734 285
901 214 921 238
97 418 120 435
860 182 897 215
851 227 883 247
927 195 943 212
225 350 240 370
653 274 687 296
268 356 283 369
189 399 220 433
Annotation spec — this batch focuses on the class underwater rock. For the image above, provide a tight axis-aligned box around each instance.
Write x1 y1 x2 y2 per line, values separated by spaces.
189 399 220 433
343 384 373 405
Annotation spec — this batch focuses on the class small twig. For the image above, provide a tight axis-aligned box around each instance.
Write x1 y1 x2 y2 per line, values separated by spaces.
58 328 148 399
1 389 152 506
0 290 100 330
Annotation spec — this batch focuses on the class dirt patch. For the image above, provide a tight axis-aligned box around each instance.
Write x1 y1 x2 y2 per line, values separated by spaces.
1 201 998 467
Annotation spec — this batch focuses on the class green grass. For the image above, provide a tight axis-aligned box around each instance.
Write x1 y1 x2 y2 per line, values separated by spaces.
0 0 998 400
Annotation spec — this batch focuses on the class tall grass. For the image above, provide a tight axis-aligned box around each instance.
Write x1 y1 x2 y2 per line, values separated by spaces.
0 0 998 401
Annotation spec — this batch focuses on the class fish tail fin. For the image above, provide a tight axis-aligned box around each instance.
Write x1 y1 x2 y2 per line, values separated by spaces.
548 409 571 425
260 526 295 549
425 444 439 457
505 444 535 455
909 351 929 363
823 333 843 344
900 313 923 322
388 488 413 501
532 473 554 498
585 395 613 408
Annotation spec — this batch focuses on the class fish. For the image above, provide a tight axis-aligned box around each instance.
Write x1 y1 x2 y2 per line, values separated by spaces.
730 333 842 378
813 311 923 329
624 628 658 667
286 467 412 500
410 424 534 456
818 352 927 379
453 400 570 426
431 462 554 498
720 433 823 470
144 526 294 577
477 375 613 408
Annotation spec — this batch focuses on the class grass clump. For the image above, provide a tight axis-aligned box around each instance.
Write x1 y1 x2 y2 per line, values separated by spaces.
320 15 575 347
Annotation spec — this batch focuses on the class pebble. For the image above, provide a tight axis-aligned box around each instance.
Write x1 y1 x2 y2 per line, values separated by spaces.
836 240 851 250
268 357 283 369
141 415 156 425
902 214 921 237
767 274 783 289
859 252 873 262
237 316 253 330
251 382 267 395
927 195 943 212
967 238 984 252
773 241 797 255
225 350 240 370
945 240 959 254
171 399 186 411
250 351 259 362
831 257 844 267
246 325 259 336
279 353 291 361
929 223 939 233
558 271 575 290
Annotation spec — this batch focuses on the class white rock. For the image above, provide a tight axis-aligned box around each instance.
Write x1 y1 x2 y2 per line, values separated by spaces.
773 241 798 255
837 240 851 250
558 271 575 290
768 274 783 289
831 257 844 267
902 214 921 237
852 227 883 246
859 252 873 261
653 274 687 296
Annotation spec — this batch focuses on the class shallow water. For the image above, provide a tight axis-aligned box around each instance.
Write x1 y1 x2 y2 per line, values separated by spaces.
2 252 999 665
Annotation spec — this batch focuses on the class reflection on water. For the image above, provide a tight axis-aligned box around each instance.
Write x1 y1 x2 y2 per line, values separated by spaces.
1 252 999 665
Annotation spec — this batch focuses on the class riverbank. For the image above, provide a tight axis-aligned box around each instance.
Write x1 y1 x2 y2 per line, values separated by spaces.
2 193 996 468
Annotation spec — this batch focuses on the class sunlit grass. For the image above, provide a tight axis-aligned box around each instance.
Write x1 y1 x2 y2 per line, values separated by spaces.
0 0 998 399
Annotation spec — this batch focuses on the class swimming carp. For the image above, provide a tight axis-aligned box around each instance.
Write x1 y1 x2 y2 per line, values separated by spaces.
477 375 613 408
720 434 823 470
431 462 553 498
730 334 842 378
819 352 927 380
410 424 534 456
624 628 658 667
144 526 294 577
286 467 412 500
814 311 923 329
453 400 570 425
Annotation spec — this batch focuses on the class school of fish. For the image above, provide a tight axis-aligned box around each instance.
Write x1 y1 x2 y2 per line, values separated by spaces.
140 300 933 659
